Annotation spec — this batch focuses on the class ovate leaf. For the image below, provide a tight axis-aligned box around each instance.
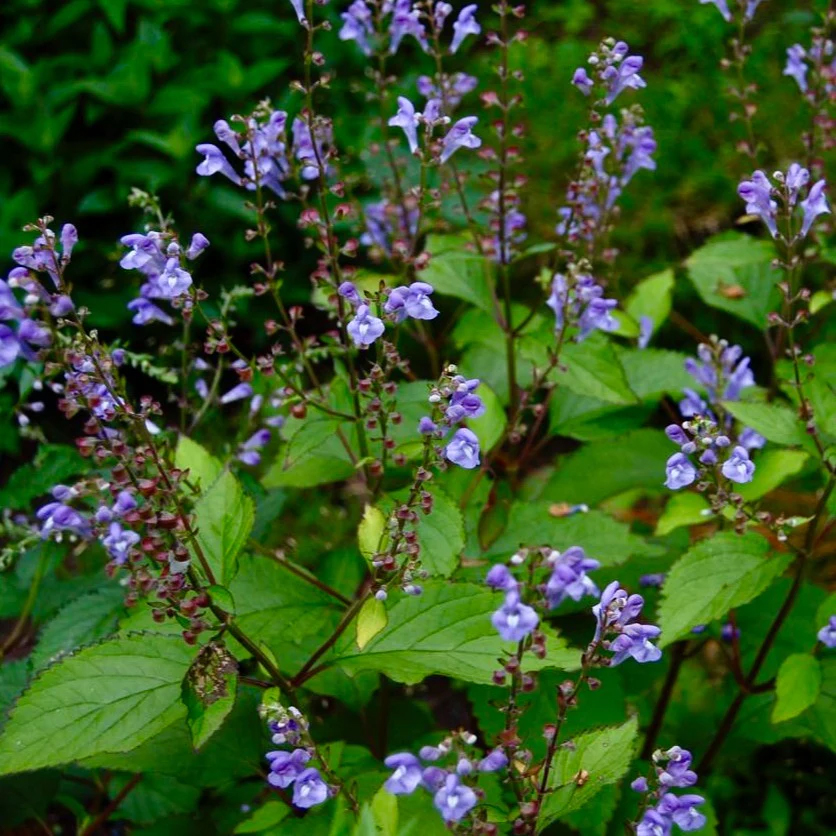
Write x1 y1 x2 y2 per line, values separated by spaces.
772 654 821 724
421 234 495 314
358 504 387 567
685 233 779 328
356 597 388 650
333 583 577 685
625 269 674 337
175 435 222 493
655 492 712 537
30 586 125 671
538 718 638 830
413 487 465 577
722 401 809 447
658 532 792 646
0 634 196 775
193 471 254 584
556 338 637 405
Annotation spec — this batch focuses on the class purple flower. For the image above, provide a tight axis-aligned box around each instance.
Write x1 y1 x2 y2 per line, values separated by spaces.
238 429 271 467
485 563 517 591
101 522 140 564
418 416 438 434
699 0 732 21
784 45 808 92
744 0 764 21
721 446 755 484
289 0 306 25
609 623 663 665
638 315 653 349
266 748 311 789
389 97 420 154
450 4 480 54
433 773 478 822
292 118 333 181
631 776 649 793
721 622 740 642
185 233 210 260
439 117 482 164
578 297 618 339
445 427 481 469
421 766 447 791
637 809 672 836
385 282 438 321
338 281 362 306
640 573 666 589
36 502 90 540
292 767 329 809
491 589 539 642
817 615 836 648
340 1 374 55
572 67 594 95
60 224 78 259
546 273 568 331
389 0 428 54
592 581 645 642
738 171 778 237
478 749 508 773
657 793 707 832
384 753 423 795
196 144 243 185
347 304 386 348
786 163 810 207
446 376 484 422
664 453 697 490
739 426 766 451
147 260 192 299
220 382 253 405
800 179 830 238
128 298 174 326
603 54 646 104
545 546 600 608
658 747 698 788
419 745 443 761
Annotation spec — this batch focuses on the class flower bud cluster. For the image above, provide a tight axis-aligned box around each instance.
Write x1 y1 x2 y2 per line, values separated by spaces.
546 262 618 341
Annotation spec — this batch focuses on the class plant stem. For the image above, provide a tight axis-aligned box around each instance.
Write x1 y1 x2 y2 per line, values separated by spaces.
640 642 687 759
80 774 142 836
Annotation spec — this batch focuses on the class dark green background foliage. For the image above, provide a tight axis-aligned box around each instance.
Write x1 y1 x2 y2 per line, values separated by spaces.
1 1 836 835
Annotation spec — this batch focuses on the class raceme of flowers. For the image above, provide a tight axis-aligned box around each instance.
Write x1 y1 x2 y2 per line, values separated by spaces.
738 164 830 240
632 745 707 834
382 730 507 824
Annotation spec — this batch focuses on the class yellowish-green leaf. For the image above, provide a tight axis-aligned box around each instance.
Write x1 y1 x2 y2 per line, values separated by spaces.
772 654 821 724
358 504 387 565
655 491 712 537
356 596 388 650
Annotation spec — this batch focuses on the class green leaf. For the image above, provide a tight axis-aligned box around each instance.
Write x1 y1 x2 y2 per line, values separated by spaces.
816 593 836 629
175 435 223 493
356 597 388 650
332 583 577 685
722 401 809 447
30 586 125 671
772 654 821 724
556 338 638 405
795 656 836 753
544 429 672 505
421 234 495 313
113 772 200 825
96 0 127 33
234 801 289 833
737 449 808 501
0 444 87 511
485 504 658 566
810 290 833 316
412 487 465 577
190 470 253 586
182 643 238 750
263 419 356 488
685 232 780 327
231 554 344 654
658 532 792 647
655 492 712 537
617 347 694 400
625 269 675 337
371 787 399 836
359 504 387 567
0 634 196 775
538 718 638 830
